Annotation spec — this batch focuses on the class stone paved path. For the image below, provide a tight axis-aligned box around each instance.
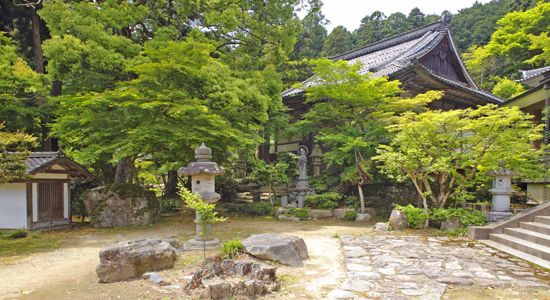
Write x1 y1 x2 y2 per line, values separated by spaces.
326 234 550 299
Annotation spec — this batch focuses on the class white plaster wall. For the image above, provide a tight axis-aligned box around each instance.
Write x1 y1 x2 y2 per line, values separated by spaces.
527 183 545 204
0 183 27 229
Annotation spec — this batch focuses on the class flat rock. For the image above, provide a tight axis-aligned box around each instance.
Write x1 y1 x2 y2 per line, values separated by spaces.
346 263 372 272
474 272 496 279
355 213 371 222
278 215 300 221
396 282 421 289
514 280 550 288
436 277 474 286
373 222 390 232
348 271 382 281
474 278 506 287
308 209 334 219
150 273 164 284
452 270 474 278
334 209 357 219
423 283 446 295
327 289 357 299
341 279 375 292
345 250 369 258
96 238 178 283
241 234 308 267
401 289 426 296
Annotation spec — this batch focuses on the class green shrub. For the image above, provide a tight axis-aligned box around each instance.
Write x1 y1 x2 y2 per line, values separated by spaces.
304 192 342 210
444 228 468 236
30 232 38 238
342 195 360 210
246 202 272 216
223 240 243 258
342 210 358 221
294 209 311 220
6 228 28 240
431 207 488 227
395 204 428 228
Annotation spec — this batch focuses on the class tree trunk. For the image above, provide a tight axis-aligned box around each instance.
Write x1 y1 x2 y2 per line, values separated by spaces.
114 157 132 184
417 180 423 208
268 182 274 207
31 9 44 74
162 170 179 198
357 184 365 214
128 158 140 187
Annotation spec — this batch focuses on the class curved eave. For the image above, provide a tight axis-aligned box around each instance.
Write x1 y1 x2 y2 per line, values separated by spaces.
29 157 94 178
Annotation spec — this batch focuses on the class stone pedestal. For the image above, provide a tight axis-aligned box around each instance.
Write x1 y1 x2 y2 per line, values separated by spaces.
281 195 288 207
310 144 323 178
251 190 262 203
178 143 225 249
485 167 519 223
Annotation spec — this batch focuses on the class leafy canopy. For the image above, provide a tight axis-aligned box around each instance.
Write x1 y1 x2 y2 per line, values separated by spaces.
0 122 39 184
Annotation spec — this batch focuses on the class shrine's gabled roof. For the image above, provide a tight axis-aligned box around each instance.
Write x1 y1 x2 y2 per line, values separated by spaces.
24 151 93 178
282 16 503 104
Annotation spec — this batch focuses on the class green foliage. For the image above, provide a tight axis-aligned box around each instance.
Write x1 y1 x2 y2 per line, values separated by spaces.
308 170 340 194
294 208 311 220
395 204 428 229
491 76 526 99
71 178 97 222
0 122 39 184
375 104 546 215
321 26 353 57
342 210 358 221
246 202 272 216
6 228 28 240
222 240 243 259
444 228 469 237
333 232 339 238
431 208 488 227
304 192 342 210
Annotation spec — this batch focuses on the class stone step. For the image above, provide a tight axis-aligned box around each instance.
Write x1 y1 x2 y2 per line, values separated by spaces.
520 222 550 235
489 233 550 261
535 216 550 226
479 239 550 270
505 227 550 247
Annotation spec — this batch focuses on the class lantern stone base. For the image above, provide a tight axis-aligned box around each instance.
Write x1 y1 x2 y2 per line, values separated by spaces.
183 238 221 251
486 211 514 224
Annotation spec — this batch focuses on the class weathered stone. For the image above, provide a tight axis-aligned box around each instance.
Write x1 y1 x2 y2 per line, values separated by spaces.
278 215 301 221
366 291 382 298
440 217 463 231
308 209 334 219
422 267 446 279
380 293 410 300
341 279 375 292
514 280 549 288
365 207 378 217
452 270 474 278
390 275 429 283
436 277 474 286
327 289 357 299
96 238 178 283
149 273 164 284
83 184 160 228
334 209 357 219
373 222 390 232
355 213 371 222
344 250 369 258
401 289 426 296
372 255 404 265
389 210 409 230
379 268 396 275
399 268 423 275
346 263 372 272
474 272 496 279
164 238 179 249
241 234 308 267
275 207 285 216
348 271 382 281
397 282 421 289
423 283 446 296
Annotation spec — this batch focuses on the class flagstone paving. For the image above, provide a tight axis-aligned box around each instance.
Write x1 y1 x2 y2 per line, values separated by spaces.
326 234 550 299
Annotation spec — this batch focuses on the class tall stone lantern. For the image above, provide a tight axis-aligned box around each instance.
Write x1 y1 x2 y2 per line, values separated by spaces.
310 144 323 177
485 166 519 223
178 142 225 249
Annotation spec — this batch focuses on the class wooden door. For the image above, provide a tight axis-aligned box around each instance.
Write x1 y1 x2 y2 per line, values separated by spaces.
38 183 64 222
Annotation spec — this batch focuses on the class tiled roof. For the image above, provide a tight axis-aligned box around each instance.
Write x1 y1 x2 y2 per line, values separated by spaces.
517 66 550 82
281 16 501 103
25 151 63 174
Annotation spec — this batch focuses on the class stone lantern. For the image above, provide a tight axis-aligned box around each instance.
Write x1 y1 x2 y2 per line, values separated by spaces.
310 144 323 177
178 142 225 249
485 166 519 223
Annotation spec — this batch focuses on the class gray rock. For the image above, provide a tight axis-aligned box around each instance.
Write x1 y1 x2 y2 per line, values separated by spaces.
355 213 371 222
341 279 375 292
167 285 180 289
396 282 421 289
365 207 378 218
96 238 178 283
327 289 357 299
514 280 549 288
83 184 160 228
334 209 357 219
373 222 390 232
164 238 179 248
278 215 301 221
372 255 404 265
399 268 423 275
366 291 381 298
389 210 409 230
346 263 373 272
308 209 334 219
475 278 506 287
344 250 370 258
474 272 496 279
275 207 285 216
142 271 155 279
440 217 463 231
241 233 308 267
380 293 410 300
149 273 164 284
379 268 396 275
436 277 474 286
348 271 382 281
401 289 426 296
452 270 474 278
423 283 446 296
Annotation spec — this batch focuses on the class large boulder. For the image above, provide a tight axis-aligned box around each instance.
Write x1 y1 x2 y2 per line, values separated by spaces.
389 209 409 230
96 238 178 283
83 183 160 228
355 213 371 222
241 234 308 267
308 209 334 219
441 217 463 231
373 222 390 232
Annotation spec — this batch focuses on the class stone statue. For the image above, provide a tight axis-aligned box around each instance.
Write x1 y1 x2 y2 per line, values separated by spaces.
297 146 308 180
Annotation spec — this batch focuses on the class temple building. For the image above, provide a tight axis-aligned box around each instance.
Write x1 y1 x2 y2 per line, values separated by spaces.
266 15 504 163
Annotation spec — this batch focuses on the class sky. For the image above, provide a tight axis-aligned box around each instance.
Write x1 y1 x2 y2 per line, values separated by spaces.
320 0 493 33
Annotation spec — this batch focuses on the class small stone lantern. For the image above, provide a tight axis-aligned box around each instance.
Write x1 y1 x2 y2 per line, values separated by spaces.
485 166 519 223
310 144 323 177
178 142 225 249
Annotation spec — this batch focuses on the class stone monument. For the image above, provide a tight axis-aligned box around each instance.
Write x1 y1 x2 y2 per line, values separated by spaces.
287 146 315 208
485 165 519 223
178 142 225 250
310 144 323 177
